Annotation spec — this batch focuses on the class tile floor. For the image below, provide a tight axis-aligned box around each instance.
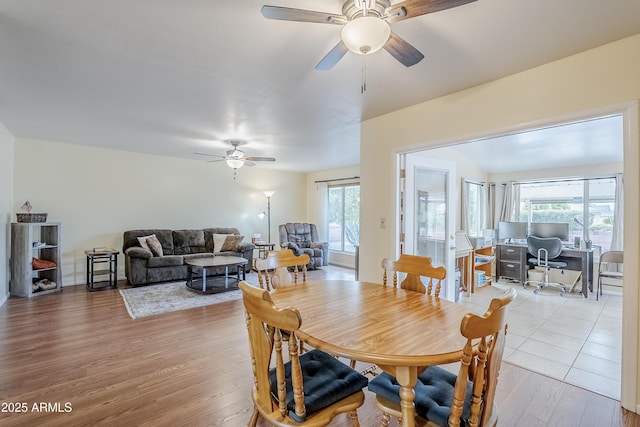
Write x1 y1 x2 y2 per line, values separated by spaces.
298 265 622 400
458 280 622 400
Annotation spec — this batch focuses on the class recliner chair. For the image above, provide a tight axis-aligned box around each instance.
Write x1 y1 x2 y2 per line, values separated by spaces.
524 235 568 296
278 223 328 269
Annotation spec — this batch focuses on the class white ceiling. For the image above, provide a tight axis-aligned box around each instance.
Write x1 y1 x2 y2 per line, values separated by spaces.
1 0 639 173
451 114 624 174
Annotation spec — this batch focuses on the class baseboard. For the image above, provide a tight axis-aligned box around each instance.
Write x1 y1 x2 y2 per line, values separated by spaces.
0 290 8 308
328 261 355 269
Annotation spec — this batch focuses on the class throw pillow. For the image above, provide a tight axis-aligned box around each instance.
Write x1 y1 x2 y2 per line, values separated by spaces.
212 234 232 253
220 235 244 252
146 234 164 257
137 234 154 251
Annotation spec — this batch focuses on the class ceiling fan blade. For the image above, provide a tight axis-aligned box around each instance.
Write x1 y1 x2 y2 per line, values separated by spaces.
245 156 276 162
384 32 424 67
261 5 345 24
386 0 477 23
244 161 256 167
194 152 224 159
315 40 350 71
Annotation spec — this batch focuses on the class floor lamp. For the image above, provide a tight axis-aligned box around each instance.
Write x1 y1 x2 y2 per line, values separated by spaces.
259 191 275 244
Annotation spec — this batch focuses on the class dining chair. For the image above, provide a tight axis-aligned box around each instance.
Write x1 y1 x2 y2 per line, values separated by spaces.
239 281 369 427
254 249 310 291
367 287 516 427
381 254 447 295
597 251 623 300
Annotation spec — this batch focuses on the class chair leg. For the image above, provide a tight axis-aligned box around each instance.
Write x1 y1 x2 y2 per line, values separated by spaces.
248 407 259 427
379 412 391 427
349 410 361 427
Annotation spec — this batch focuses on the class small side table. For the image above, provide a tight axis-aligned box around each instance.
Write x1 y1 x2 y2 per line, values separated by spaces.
254 243 275 259
85 248 119 291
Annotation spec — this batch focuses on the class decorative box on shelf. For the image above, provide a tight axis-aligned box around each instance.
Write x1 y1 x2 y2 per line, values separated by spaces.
16 213 48 223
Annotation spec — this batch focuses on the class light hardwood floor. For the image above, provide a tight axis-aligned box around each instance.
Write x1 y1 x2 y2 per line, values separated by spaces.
0 267 638 426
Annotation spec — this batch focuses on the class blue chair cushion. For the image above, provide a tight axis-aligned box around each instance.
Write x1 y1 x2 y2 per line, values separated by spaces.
368 366 472 426
269 349 368 422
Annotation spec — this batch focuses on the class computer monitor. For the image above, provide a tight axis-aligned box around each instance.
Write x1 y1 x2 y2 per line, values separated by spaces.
498 221 527 242
529 222 570 242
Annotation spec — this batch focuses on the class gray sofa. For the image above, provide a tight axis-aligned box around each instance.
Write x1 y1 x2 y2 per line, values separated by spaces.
123 228 254 286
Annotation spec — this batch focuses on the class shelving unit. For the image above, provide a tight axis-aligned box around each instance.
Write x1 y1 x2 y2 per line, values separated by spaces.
473 245 495 291
10 222 62 297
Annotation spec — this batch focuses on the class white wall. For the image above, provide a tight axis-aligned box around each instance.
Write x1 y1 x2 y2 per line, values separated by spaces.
306 165 360 268
0 121 14 306
361 34 640 409
13 138 307 285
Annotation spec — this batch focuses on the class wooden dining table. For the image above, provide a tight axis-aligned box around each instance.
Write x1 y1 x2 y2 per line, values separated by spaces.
269 279 473 427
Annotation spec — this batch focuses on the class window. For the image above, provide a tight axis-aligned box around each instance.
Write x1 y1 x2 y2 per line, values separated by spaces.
327 184 360 253
517 177 616 251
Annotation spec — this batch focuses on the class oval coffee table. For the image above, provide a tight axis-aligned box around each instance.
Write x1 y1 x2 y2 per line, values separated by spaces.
185 256 248 294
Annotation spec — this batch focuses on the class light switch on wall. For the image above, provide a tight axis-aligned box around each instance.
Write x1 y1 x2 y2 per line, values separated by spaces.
380 217 386 228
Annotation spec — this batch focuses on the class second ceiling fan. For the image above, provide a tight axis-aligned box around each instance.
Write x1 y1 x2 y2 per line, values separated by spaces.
262 0 477 70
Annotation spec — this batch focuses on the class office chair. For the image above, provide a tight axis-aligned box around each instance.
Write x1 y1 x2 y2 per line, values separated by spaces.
524 236 568 296
597 251 623 301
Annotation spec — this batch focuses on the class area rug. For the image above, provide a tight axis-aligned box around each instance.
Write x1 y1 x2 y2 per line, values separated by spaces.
119 282 242 319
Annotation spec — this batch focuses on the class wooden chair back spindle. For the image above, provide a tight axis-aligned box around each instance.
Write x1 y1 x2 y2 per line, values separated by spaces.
381 254 446 296
254 250 310 291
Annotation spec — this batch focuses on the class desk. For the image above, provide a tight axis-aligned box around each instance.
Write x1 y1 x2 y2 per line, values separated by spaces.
270 280 471 427
496 243 594 298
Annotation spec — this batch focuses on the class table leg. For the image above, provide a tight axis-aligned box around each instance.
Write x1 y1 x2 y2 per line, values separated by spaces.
202 267 207 293
86 255 91 289
113 254 118 288
395 366 417 427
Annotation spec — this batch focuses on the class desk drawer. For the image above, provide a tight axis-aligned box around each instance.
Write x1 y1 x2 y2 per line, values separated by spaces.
499 261 522 280
499 246 524 262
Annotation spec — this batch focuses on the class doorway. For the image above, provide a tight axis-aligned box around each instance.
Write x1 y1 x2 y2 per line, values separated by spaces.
397 110 631 403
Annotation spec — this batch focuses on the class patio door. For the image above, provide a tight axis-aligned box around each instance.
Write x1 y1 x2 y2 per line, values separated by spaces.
401 153 457 300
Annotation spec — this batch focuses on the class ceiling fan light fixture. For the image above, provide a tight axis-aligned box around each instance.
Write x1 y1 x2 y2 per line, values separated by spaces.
341 16 390 55
226 158 244 169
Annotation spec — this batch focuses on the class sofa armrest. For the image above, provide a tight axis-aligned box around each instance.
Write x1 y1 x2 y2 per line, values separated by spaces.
310 242 329 266
282 241 304 257
238 242 255 252
310 241 328 251
125 246 153 260
237 242 255 273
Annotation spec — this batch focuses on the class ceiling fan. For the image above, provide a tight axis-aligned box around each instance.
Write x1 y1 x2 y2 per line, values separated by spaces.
195 140 276 173
261 0 477 70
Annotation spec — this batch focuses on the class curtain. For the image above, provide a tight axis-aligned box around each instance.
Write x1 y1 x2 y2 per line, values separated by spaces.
460 179 469 232
610 173 624 251
487 183 499 229
315 182 328 241
499 182 520 222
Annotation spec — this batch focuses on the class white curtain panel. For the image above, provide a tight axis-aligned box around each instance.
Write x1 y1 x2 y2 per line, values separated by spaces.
610 173 624 251
316 181 328 241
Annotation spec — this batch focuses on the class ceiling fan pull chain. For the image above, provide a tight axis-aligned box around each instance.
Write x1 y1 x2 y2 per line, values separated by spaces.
361 54 367 93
